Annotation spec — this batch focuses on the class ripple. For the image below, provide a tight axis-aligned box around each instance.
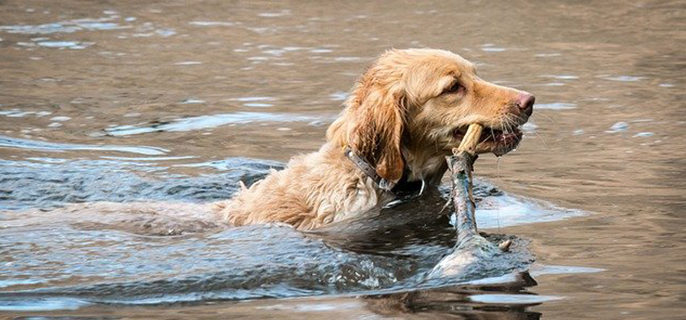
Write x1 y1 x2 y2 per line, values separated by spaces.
174 61 201 65
174 157 283 171
541 74 579 80
333 57 363 62
180 98 206 104
481 47 506 52
229 96 276 107
49 116 71 122
0 17 127 35
606 121 629 133
469 294 562 304
603 75 644 82
535 102 577 110
155 28 176 37
0 109 52 118
531 265 605 276
0 157 278 210
189 21 236 27
231 96 275 101
0 297 90 311
481 44 506 52
103 112 331 136
0 135 169 155
243 103 273 107
37 41 93 49
311 48 333 53
258 10 291 18
329 91 348 101
100 155 197 161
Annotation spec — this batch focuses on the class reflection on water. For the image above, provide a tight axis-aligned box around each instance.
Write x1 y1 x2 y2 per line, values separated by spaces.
535 102 577 110
1 0 684 318
0 16 127 34
103 112 332 136
0 135 169 155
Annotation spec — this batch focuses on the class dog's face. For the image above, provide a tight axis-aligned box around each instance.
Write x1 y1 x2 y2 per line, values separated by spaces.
403 50 534 157
327 48 534 184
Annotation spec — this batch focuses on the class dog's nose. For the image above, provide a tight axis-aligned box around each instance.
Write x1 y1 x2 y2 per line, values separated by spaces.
516 93 535 117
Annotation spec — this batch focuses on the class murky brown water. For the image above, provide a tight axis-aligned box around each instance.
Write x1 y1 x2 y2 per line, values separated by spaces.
1 0 685 319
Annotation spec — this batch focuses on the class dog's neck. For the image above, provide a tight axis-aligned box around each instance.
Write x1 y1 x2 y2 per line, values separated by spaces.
334 143 432 203
339 146 447 193
401 143 450 185
344 147 396 191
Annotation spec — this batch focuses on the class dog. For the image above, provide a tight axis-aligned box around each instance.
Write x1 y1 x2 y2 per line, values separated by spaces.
213 48 534 230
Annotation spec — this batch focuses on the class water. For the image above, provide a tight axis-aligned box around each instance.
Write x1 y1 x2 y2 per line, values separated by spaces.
0 157 563 313
1 0 684 319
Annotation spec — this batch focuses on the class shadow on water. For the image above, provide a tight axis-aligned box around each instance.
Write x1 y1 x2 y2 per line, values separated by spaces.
0 157 589 318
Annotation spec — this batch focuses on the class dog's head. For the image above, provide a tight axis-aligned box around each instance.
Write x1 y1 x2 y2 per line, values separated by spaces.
327 48 534 184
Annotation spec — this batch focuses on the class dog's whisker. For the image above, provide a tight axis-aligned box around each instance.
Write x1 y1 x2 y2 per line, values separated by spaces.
534 112 555 125
529 129 549 149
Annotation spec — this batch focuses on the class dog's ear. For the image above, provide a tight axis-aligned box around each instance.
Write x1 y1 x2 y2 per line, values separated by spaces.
340 68 407 185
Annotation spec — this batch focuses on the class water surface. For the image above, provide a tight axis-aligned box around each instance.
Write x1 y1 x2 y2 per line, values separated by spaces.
1 0 684 319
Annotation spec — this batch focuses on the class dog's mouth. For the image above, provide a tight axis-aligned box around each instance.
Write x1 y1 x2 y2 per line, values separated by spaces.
452 125 523 156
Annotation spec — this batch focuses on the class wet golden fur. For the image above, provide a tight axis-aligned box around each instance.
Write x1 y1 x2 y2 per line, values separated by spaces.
213 48 532 230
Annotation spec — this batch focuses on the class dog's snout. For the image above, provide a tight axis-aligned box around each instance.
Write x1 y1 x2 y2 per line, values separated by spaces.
516 93 535 117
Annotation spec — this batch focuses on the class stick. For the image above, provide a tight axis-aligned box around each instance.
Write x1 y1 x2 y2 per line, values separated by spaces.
456 124 483 154
446 152 477 242
428 124 511 279
447 123 509 250
447 123 483 242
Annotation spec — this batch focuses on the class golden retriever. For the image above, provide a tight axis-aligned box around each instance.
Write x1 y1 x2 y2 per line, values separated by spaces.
214 48 534 230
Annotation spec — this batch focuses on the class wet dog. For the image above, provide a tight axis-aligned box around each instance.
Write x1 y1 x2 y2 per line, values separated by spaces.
214 48 534 230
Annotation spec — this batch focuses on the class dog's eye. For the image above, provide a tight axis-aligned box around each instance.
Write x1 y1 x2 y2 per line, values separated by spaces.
444 81 464 95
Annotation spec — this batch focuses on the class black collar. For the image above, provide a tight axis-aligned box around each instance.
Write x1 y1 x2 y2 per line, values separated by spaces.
344 147 425 200
344 147 395 192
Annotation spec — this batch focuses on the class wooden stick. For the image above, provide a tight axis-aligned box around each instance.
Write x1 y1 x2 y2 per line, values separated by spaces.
447 123 483 235
456 123 483 155
447 123 511 251
446 152 478 241
428 123 510 279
